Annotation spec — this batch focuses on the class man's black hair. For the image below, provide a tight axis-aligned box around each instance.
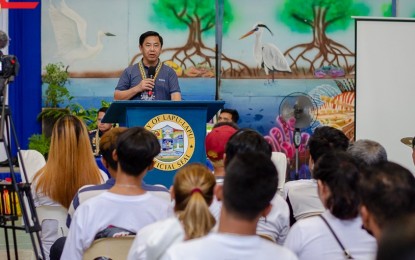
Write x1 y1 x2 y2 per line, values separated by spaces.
139 31 163 47
308 126 349 162
223 152 278 220
220 108 239 123
225 128 272 166
116 127 160 176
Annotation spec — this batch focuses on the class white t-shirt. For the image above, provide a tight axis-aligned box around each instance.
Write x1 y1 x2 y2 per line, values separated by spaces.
164 233 298 260
127 217 185 260
284 210 377 260
210 191 290 244
257 193 290 244
61 191 174 259
283 179 325 220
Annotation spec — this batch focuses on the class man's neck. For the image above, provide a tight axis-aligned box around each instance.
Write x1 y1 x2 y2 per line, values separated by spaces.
213 166 225 177
142 58 159 68
218 208 258 236
109 170 146 195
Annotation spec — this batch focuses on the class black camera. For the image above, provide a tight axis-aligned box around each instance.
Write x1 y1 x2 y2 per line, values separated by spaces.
0 54 19 78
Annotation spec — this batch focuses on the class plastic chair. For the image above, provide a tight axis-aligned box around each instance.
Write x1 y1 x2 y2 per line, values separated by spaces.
271 152 288 196
17 149 46 183
17 149 47 226
83 236 135 260
36 205 69 237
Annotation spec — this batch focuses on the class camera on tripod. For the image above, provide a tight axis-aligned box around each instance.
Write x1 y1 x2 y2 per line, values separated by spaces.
0 54 19 79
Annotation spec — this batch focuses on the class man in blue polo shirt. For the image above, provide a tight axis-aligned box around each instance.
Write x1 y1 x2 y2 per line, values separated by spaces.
114 31 181 101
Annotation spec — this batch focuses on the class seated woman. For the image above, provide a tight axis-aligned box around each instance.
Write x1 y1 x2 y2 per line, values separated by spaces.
31 115 107 259
284 151 377 259
127 163 216 260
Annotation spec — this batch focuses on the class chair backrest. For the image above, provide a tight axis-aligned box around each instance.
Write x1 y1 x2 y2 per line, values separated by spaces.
83 236 135 260
36 205 69 237
271 152 288 196
18 149 46 183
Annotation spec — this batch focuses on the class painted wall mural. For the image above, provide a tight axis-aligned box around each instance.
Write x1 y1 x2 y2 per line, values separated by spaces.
41 0 415 180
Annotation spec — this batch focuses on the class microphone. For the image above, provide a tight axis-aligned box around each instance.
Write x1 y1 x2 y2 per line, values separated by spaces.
147 66 156 97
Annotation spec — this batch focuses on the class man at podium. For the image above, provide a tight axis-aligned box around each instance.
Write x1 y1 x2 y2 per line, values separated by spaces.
114 31 182 101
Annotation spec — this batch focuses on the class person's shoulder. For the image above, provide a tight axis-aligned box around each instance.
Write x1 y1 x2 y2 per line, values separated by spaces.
259 240 298 259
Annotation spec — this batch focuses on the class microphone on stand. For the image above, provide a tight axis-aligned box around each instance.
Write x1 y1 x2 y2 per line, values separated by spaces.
147 66 156 97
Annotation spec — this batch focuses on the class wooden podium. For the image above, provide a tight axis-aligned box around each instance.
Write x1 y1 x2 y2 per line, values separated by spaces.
103 100 224 187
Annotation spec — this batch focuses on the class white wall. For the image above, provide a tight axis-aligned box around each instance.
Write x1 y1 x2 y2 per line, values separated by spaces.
355 17 415 172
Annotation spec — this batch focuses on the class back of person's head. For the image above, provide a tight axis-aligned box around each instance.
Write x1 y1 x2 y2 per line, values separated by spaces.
98 107 108 114
220 108 239 123
205 125 238 166
99 127 128 171
139 31 163 47
34 115 101 208
347 139 387 168
225 128 272 165
308 126 349 162
212 121 239 130
174 163 216 239
116 127 161 176
359 161 415 229
377 214 415 260
223 152 278 220
313 151 360 219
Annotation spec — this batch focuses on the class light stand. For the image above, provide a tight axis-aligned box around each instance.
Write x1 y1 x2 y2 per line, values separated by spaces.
0 77 45 260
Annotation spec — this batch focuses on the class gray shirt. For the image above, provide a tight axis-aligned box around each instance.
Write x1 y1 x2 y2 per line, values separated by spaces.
115 62 181 100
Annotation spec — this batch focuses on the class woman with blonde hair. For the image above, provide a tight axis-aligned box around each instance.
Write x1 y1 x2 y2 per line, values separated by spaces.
32 115 107 259
128 163 216 260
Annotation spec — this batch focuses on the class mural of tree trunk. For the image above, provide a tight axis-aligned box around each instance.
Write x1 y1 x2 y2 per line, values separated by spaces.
279 0 369 75
130 0 252 77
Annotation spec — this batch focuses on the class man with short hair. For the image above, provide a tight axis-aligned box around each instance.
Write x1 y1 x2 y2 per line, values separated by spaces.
165 153 297 260
283 126 350 224
67 127 170 227
359 161 415 242
221 128 290 244
61 127 173 259
218 108 239 124
114 31 181 101
347 139 387 168
89 107 113 156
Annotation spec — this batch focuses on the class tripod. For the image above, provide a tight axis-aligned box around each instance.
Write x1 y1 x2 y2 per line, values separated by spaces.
0 77 45 259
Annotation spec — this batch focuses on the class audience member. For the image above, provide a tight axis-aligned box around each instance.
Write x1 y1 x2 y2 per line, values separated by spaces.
114 31 181 101
127 163 216 259
205 124 238 222
61 127 174 259
284 151 377 259
218 108 239 124
66 127 170 227
347 139 387 168
89 107 113 156
376 214 415 260
223 128 290 244
31 115 107 259
283 126 349 224
358 161 415 242
164 153 298 260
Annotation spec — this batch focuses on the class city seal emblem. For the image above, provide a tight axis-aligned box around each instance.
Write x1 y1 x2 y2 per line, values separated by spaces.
145 114 195 171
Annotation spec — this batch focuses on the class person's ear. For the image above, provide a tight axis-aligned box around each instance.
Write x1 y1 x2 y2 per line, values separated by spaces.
170 185 175 200
101 156 109 169
360 205 371 230
148 161 155 171
223 153 227 166
112 149 118 162
261 203 272 218
214 184 223 201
